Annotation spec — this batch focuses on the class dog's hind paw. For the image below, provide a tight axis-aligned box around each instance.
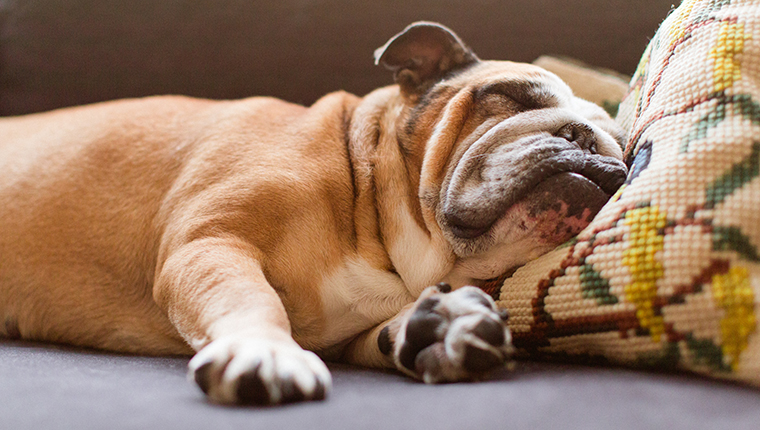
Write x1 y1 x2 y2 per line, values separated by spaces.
188 337 331 405
393 284 514 383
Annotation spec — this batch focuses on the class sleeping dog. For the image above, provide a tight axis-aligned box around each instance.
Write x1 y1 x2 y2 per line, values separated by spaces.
0 22 627 405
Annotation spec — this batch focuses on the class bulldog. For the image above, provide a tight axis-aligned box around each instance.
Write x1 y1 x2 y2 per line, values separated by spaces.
0 22 627 405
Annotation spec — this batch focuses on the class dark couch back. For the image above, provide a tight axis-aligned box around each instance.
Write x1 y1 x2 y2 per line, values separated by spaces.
0 0 674 116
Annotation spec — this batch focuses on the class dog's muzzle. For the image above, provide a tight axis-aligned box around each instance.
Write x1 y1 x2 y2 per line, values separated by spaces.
440 124 628 243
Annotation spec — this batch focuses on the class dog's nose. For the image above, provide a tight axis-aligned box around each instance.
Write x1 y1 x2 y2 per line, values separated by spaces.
555 122 596 153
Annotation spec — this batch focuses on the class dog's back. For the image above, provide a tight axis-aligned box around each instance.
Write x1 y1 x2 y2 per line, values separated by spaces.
0 94 361 354
0 97 215 353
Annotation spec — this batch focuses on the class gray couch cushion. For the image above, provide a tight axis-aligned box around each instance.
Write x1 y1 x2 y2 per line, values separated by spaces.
3 341 760 430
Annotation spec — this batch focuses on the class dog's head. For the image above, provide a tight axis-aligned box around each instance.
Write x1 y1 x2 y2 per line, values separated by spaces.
375 22 628 281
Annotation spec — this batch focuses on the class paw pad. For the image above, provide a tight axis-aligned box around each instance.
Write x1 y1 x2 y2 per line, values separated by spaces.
394 286 513 382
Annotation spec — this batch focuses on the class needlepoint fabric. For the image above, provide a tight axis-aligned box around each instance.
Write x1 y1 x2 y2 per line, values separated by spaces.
497 0 760 386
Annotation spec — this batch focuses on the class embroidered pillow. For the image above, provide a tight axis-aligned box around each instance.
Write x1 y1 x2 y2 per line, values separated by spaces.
498 0 760 386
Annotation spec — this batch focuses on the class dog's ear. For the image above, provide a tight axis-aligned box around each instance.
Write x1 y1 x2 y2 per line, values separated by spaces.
374 22 478 95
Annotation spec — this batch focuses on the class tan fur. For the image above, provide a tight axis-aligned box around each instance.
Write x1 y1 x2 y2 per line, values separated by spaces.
0 65 622 354
0 22 626 404
0 94 365 354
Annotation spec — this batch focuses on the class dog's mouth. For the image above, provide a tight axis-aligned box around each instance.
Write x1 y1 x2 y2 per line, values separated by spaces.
441 140 628 244
501 171 614 243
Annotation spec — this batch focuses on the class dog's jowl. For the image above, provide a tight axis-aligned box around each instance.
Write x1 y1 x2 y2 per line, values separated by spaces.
0 22 627 404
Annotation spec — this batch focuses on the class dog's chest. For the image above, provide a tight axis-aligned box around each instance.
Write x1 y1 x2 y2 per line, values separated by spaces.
314 258 413 346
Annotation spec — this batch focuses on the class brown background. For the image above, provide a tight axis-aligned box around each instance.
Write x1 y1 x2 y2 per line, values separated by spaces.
0 0 674 115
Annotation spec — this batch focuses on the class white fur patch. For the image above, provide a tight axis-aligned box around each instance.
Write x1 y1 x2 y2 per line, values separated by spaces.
188 336 331 405
317 258 414 346
388 203 453 297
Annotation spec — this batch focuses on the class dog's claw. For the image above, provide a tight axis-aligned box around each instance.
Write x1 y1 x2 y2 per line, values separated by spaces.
436 282 452 293
471 317 507 346
193 361 214 395
463 343 504 373
236 365 271 405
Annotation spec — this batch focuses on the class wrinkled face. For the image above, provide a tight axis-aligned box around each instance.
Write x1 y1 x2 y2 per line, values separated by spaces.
416 61 628 280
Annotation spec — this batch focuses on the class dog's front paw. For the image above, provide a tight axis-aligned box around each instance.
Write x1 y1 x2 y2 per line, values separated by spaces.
393 284 514 383
188 337 331 405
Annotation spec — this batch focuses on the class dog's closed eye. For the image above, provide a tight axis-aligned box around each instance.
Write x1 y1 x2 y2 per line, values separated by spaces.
474 80 558 111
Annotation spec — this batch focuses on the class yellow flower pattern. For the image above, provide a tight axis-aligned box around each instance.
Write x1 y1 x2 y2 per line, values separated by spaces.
712 266 757 370
710 20 749 93
623 206 667 342
668 0 699 42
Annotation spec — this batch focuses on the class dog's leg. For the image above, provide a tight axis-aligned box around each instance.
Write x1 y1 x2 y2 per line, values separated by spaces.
154 236 331 405
342 284 514 382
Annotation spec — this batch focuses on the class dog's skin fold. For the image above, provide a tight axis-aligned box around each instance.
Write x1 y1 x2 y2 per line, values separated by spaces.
0 22 627 404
